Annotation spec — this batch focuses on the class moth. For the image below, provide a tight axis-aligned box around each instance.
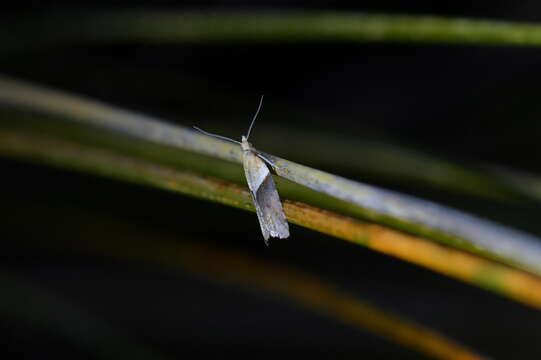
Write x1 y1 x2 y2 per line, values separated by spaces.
193 96 290 244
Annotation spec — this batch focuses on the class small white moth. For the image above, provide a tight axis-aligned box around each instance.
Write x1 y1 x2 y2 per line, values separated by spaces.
193 96 290 244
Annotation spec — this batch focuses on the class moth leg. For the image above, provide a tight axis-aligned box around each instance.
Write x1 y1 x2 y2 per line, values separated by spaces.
257 153 284 172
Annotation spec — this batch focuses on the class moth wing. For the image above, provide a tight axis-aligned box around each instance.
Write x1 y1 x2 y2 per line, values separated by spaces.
243 151 289 243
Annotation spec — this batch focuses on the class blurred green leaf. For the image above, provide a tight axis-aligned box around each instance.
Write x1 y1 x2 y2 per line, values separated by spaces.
5 10 541 53
3 76 541 314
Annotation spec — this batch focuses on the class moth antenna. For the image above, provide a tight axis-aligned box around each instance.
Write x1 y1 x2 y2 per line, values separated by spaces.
193 126 241 145
245 95 264 140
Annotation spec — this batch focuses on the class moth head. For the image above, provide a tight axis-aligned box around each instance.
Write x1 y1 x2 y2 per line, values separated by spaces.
241 135 251 151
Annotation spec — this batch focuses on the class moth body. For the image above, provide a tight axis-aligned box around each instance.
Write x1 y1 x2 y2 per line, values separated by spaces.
241 137 289 243
193 96 290 244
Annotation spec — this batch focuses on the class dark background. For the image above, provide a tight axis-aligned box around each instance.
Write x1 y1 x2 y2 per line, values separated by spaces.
2 1 541 359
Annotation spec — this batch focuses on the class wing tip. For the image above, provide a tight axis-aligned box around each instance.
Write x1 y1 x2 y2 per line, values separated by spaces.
262 230 289 245
270 231 290 239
